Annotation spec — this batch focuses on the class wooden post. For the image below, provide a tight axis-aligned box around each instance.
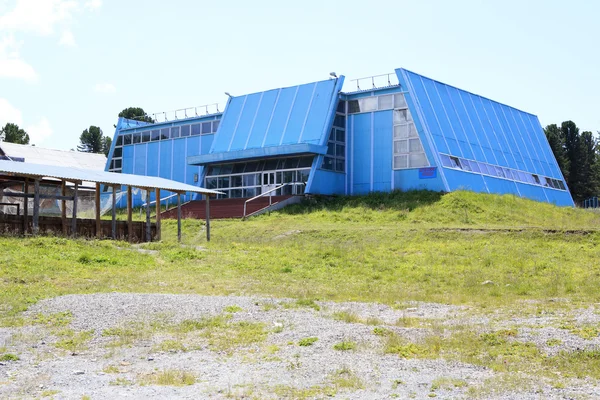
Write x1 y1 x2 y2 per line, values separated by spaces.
62 181 68 236
206 194 211 242
95 183 101 238
33 179 40 235
145 189 151 242
111 186 117 239
71 182 78 237
177 193 182 243
127 186 133 243
155 188 161 241
23 179 29 234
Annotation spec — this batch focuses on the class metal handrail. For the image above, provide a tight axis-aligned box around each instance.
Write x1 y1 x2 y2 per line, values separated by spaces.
346 72 399 92
243 182 304 220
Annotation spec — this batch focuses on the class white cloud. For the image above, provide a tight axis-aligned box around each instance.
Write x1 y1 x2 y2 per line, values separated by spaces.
58 30 75 46
0 0 78 36
0 35 38 82
0 98 23 127
26 117 53 144
84 0 102 11
94 83 116 94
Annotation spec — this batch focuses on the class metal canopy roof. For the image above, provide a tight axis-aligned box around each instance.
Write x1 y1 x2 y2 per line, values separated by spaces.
0 160 221 195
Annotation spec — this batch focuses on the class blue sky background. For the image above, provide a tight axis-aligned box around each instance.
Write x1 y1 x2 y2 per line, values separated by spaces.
0 0 598 150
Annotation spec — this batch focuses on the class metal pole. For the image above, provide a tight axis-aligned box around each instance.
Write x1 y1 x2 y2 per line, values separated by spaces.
95 183 101 238
72 182 78 237
62 181 68 236
23 179 28 234
127 186 133 242
206 194 211 242
111 186 117 239
32 179 40 235
145 189 151 242
177 193 182 243
155 188 161 241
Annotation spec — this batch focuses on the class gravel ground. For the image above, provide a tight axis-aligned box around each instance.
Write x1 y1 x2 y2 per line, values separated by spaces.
0 293 599 399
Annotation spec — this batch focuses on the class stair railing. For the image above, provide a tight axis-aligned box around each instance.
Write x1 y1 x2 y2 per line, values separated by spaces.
242 182 303 220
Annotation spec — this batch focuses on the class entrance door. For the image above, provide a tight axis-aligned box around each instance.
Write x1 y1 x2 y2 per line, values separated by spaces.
262 172 276 196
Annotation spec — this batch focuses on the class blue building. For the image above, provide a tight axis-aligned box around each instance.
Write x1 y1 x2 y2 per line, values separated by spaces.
106 68 575 208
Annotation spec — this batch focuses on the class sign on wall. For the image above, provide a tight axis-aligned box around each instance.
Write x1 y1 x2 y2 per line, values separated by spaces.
419 167 437 179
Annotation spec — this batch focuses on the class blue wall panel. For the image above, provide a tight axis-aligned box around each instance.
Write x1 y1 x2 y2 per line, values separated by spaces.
134 144 146 175
516 182 547 203
373 110 392 192
201 135 213 155
122 146 134 175
159 141 172 179
483 175 519 196
147 142 159 177
544 188 575 207
350 113 372 194
393 169 446 192
310 169 345 195
408 75 449 154
443 168 489 193
172 139 186 185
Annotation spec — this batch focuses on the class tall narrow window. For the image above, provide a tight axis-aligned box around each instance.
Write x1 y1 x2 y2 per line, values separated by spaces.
322 102 346 172
392 97 429 169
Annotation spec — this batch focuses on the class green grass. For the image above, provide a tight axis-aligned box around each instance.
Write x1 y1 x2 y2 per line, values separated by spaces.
0 353 19 361
2 190 600 384
139 369 196 386
333 341 357 351
298 337 318 346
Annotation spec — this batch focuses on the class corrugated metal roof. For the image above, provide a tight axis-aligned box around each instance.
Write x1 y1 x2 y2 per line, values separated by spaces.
0 160 221 195
0 142 107 170
209 77 345 156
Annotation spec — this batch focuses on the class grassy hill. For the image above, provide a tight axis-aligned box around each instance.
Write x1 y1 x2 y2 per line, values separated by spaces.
1 190 599 326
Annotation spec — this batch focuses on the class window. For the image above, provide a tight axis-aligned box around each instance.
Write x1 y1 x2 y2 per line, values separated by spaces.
378 95 393 110
151 130 160 141
170 126 180 139
180 125 191 137
123 134 132 145
132 133 141 144
116 136 123 146
191 124 201 136
142 131 151 143
213 119 220 132
160 128 169 140
202 122 212 134
321 102 346 172
393 109 428 170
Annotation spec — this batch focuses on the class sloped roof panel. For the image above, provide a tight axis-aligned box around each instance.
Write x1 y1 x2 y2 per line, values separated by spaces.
397 68 565 180
0 142 106 170
208 77 344 157
0 160 221 195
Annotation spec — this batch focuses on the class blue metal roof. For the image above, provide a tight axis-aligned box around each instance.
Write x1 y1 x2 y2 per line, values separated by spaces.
205 77 345 161
397 68 566 180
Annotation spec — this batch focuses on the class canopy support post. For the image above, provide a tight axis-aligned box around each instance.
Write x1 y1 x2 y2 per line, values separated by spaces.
62 181 68 236
127 186 133 243
206 194 211 242
71 182 78 237
111 185 117 239
95 183 101 238
155 188 161 241
32 179 40 235
23 178 29 234
177 193 182 243
145 189 151 242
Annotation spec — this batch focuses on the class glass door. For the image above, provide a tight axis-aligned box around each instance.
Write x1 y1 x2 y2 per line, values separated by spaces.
262 172 276 196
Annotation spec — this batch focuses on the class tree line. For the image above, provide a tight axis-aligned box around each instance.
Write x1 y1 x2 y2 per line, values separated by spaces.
544 121 599 204
0 107 152 157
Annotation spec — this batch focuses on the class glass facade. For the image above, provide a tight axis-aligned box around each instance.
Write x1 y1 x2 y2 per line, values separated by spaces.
392 94 429 169
205 156 313 199
322 101 346 172
440 154 567 191
108 118 220 173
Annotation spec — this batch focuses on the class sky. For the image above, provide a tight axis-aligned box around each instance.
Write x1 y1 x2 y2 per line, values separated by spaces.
0 0 598 150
